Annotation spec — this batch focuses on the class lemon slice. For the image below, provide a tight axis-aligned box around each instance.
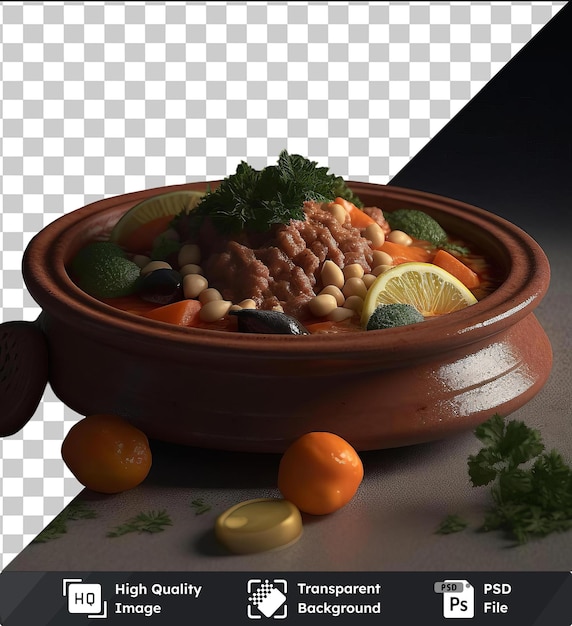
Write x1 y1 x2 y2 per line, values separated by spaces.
361 262 478 327
110 189 205 247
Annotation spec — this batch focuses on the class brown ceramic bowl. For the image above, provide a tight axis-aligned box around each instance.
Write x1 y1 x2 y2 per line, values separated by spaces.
2 182 552 452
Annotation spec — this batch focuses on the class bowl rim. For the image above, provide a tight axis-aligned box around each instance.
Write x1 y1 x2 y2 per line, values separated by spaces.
23 181 550 362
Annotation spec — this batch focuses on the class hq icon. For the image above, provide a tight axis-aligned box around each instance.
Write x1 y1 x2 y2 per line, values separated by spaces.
63 578 108 619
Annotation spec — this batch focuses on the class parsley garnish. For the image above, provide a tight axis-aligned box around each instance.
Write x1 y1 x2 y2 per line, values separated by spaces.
446 414 572 545
181 150 362 235
107 510 173 538
33 500 97 543
435 514 469 535
190 498 211 515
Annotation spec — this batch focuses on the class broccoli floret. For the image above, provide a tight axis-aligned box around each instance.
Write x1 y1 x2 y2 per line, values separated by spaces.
385 209 448 246
366 303 425 331
70 242 126 278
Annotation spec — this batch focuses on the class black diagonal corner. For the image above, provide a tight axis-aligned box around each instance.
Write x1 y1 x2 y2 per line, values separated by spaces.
390 1 572 239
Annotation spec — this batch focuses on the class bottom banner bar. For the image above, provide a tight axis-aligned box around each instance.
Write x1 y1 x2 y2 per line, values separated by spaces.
0 571 570 625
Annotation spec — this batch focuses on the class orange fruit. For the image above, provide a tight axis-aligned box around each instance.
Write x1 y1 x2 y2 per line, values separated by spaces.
61 414 152 494
277 432 364 515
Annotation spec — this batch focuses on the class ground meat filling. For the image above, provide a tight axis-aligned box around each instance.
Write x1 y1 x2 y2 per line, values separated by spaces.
202 201 377 320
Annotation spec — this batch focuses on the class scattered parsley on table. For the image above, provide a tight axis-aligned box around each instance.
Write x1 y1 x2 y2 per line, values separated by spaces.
107 510 173 538
190 498 211 515
32 500 97 543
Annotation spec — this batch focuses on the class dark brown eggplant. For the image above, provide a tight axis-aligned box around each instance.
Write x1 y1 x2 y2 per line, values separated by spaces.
229 309 310 335
138 268 183 305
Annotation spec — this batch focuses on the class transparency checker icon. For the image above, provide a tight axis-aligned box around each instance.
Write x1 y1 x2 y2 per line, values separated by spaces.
63 578 108 619
247 579 287 619
434 579 474 619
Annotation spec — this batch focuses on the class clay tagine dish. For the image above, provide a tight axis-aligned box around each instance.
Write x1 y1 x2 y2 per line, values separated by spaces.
0 180 552 453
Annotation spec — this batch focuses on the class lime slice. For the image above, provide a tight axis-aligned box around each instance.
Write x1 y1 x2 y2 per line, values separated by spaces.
361 262 478 327
110 190 205 247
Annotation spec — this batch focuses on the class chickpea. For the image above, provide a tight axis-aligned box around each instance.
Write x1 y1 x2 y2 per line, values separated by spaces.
362 273 377 288
343 263 365 281
319 285 345 307
178 243 201 267
199 288 223 304
343 295 364 314
140 260 172 276
326 203 348 225
199 300 232 323
387 230 413 246
309 294 338 318
179 263 204 276
342 276 367 300
238 298 257 310
183 273 208 299
372 250 393 267
321 260 345 289
364 223 385 249
372 264 392 276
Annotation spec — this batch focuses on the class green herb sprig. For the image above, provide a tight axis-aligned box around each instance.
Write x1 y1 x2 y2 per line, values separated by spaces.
107 510 172 538
178 150 363 235
470 414 572 544
437 414 572 545
33 500 97 543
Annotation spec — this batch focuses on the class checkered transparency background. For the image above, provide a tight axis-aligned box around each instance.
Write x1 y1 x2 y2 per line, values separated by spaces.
0 1 565 570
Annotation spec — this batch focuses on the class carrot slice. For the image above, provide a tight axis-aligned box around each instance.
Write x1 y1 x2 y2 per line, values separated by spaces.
333 197 377 229
378 240 434 264
142 299 202 327
121 215 175 254
432 249 480 289
304 320 338 334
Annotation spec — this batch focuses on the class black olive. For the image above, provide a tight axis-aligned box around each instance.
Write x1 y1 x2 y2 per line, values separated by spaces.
229 309 310 335
138 268 183 305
